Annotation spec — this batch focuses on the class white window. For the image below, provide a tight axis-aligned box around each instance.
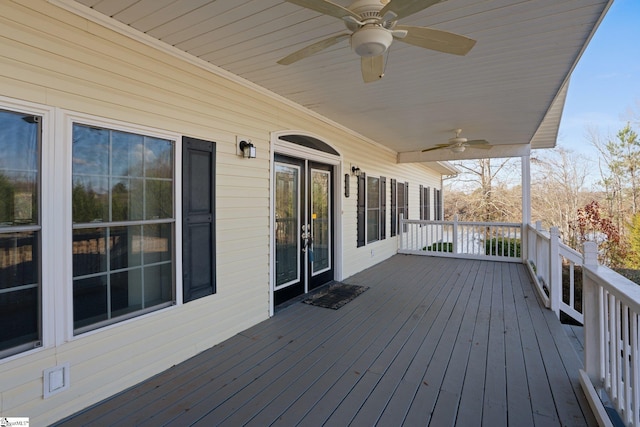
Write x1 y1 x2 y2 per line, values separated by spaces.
420 185 431 221
71 123 175 334
0 108 42 358
367 176 381 243
434 188 442 220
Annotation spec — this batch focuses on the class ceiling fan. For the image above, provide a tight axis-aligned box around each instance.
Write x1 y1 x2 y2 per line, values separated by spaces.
422 129 491 153
278 0 476 83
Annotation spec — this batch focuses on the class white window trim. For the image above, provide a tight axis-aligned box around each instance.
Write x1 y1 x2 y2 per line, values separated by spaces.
60 111 183 342
0 96 55 362
0 100 187 361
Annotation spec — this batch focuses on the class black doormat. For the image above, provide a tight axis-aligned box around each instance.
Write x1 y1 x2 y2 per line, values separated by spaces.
302 282 369 310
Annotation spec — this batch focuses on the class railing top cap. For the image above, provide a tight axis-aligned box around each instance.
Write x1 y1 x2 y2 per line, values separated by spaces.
584 264 640 312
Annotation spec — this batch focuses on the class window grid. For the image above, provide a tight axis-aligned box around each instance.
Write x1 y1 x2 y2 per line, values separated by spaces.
420 185 431 221
367 176 380 244
72 123 175 334
358 175 386 246
0 108 42 359
397 181 408 233
434 188 442 220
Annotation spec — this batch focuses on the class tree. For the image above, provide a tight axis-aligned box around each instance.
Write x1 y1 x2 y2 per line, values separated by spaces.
590 123 640 228
627 213 640 269
531 148 591 248
574 200 626 267
72 183 107 223
0 173 15 223
446 157 521 222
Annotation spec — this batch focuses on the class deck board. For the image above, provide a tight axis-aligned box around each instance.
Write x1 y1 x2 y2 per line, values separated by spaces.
455 260 492 427
503 263 535 427
483 262 509 427
563 324 585 362
509 263 560 425
428 261 484 426
403 260 479 425
55 255 597 427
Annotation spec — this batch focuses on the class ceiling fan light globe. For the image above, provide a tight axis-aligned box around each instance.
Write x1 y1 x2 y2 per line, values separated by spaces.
351 26 393 57
450 144 466 153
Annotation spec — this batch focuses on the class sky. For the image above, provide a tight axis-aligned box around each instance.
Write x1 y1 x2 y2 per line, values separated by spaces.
557 0 640 160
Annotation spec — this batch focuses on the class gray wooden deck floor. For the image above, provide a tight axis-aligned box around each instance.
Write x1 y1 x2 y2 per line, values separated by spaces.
55 255 596 426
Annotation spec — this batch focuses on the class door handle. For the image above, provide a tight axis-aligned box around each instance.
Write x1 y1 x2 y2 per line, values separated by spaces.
301 224 312 252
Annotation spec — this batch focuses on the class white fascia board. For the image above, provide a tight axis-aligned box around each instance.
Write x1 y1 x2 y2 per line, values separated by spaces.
421 161 460 176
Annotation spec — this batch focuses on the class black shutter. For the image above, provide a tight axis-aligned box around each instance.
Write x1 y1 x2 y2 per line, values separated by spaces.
380 176 386 239
357 173 366 247
182 137 216 302
390 178 397 237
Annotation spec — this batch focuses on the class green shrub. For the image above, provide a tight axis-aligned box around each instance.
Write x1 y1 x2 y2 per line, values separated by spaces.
424 242 453 252
485 238 521 257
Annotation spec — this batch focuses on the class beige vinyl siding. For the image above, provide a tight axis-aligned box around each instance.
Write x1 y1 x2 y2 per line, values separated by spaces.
339 148 442 278
0 1 446 424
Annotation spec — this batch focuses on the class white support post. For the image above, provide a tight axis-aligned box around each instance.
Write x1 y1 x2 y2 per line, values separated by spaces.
583 241 602 384
584 240 598 266
521 155 531 260
549 226 561 317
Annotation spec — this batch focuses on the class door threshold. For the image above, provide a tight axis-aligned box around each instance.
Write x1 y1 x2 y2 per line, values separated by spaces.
274 280 336 314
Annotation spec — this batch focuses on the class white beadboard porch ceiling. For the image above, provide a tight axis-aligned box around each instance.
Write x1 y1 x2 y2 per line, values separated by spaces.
72 0 611 161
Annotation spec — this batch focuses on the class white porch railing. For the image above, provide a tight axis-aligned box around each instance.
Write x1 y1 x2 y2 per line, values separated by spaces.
582 241 640 427
526 222 584 324
398 216 522 262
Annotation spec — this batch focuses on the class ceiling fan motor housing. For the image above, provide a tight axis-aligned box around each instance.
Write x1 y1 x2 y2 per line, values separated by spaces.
348 0 394 57
449 136 467 144
351 25 393 57
348 0 387 16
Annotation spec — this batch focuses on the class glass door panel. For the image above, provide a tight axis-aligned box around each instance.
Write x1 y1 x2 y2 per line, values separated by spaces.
275 163 300 288
310 169 330 275
308 162 334 290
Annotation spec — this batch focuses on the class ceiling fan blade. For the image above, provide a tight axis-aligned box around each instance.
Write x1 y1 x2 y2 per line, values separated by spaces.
380 0 445 20
361 56 384 83
277 33 350 65
285 0 360 20
466 140 492 148
396 25 476 56
422 144 450 152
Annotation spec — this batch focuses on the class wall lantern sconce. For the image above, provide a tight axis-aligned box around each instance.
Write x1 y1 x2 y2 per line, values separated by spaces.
239 140 256 159
351 166 362 176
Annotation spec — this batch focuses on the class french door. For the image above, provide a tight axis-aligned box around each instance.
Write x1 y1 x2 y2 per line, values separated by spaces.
274 154 334 306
